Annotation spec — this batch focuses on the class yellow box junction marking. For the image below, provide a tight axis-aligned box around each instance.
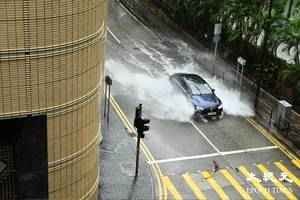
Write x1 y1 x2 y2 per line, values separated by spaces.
247 118 298 161
292 160 300 169
220 169 253 200
257 164 298 200
201 171 230 200
162 176 183 200
182 173 207 200
239 166 275 200
274 161 300 187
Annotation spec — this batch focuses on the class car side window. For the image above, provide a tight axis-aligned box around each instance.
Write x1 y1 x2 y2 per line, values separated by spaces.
180 79 191 93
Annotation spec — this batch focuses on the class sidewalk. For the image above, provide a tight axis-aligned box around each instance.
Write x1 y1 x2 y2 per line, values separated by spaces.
99 103 155 200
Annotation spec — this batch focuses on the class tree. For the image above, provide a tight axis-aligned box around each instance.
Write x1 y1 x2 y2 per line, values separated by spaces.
272 16 300 64
279 64 300 104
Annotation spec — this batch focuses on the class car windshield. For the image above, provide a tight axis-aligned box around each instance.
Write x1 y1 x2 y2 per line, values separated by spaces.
185 79 212 95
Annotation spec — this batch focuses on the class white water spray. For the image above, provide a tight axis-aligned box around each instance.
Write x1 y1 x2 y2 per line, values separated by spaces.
106 60 194 122
107 38 254 121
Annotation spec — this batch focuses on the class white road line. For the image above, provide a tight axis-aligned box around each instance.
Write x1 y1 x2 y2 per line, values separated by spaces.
221 146 278 156
148 146 278 165
191 121 221 153
148 152 220 165
107 27 121 44
118 3 157 37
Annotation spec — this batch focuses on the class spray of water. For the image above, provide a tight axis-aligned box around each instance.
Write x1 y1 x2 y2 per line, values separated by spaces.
107 38 254 121
203 76 254 116
106 59 194 122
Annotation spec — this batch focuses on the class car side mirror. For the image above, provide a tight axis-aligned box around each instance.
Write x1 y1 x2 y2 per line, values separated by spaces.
212 89 215 93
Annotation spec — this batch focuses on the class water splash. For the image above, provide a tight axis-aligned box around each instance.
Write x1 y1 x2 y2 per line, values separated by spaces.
106 59 194 122
106 38 255 122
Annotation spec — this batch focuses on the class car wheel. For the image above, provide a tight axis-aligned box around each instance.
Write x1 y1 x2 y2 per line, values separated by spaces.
217 112 224 120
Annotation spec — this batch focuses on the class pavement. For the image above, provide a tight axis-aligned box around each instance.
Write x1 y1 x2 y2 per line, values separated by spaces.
99 104 155 200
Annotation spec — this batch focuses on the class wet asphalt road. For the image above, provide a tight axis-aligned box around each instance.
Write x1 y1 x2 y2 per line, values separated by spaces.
104 1 300 199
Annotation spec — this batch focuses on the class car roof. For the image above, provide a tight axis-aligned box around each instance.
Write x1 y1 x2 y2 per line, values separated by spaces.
171 73 206 84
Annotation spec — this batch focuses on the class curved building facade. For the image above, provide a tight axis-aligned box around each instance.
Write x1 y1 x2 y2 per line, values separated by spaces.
0 0 106 199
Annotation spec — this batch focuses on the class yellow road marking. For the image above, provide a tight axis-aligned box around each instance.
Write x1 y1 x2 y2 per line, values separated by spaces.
201 171 230 200
182 173 207 200
162 176 183 200
239 166 275 200
110 98 132 131
292 160 300 169
274 161 300 187
246 118 298 161
257 164 298 200
111 96 167 199
110 96 135 131
220 169 253 200
109 96 166 200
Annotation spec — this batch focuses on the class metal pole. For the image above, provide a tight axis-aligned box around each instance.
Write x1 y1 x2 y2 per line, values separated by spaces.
135 130 141 177
135 104 142 177
214 41 218 58
104 84 107 118
213 41 219 76
107 85 111 126
239 64 244 98
236 63 240 89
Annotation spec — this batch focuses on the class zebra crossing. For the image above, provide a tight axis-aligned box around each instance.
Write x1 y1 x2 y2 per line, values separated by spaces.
162 159 300 200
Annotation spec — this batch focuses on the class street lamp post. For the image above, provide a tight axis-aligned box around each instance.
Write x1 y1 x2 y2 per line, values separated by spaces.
237 56 246 97
213 23 222 76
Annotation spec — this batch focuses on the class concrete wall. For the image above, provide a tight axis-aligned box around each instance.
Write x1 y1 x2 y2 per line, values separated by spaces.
0 0 107 199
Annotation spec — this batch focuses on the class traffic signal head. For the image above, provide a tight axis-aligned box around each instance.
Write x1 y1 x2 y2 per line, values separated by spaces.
105 75 112 85
138 118 150 138
134 105 142 129
141 119 150 131
133 104 150 138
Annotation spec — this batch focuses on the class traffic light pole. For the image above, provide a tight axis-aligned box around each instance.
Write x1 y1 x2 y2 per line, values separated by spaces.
135 130 141 177
134 104 150 177
134 104 142 177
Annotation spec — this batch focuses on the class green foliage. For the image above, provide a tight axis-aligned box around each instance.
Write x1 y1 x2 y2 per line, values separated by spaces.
279 64 300 105
279 64 300 84
158 0 300 105
171 0 224 33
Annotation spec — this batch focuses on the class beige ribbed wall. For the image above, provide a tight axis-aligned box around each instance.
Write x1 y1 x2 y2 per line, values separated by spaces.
0 0 107 199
